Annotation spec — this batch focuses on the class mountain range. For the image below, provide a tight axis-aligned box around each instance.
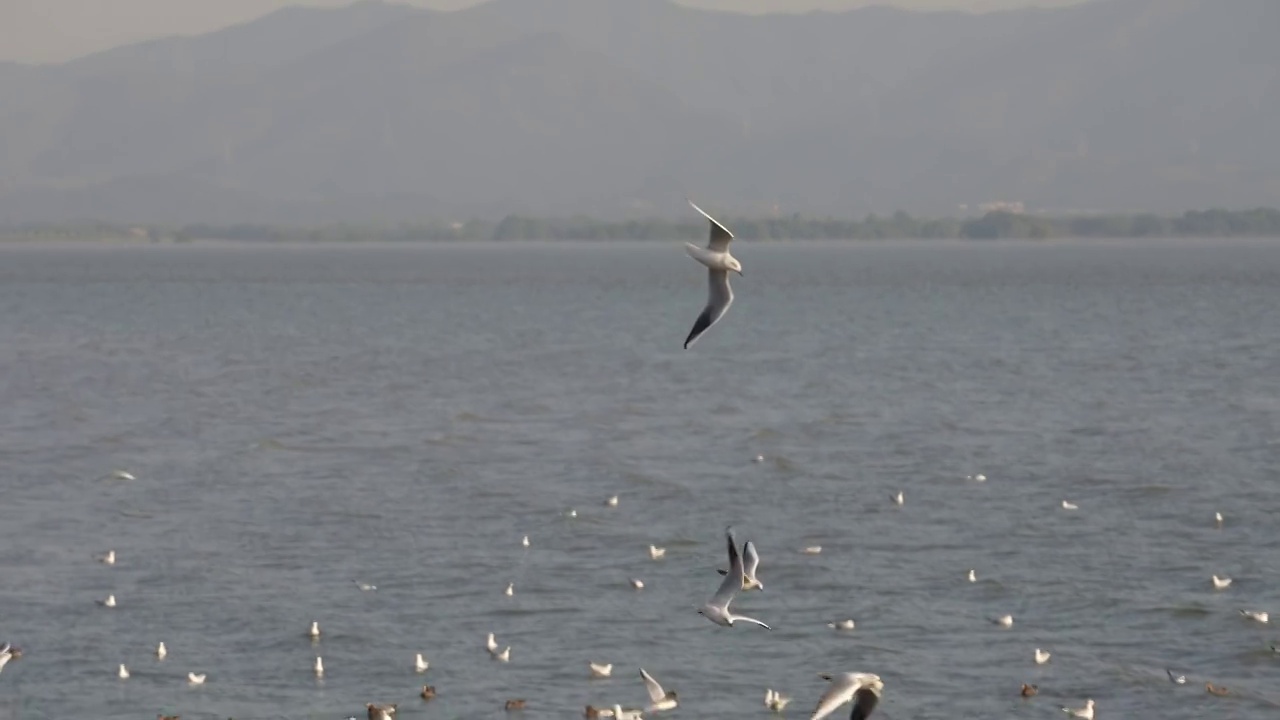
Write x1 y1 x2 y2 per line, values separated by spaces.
0 0 1276 224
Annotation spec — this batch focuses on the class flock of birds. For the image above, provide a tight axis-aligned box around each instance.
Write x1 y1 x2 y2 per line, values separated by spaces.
2 203 1277 719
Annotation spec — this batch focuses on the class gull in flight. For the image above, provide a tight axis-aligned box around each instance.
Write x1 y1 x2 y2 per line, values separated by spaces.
0 644 13 674
487 633 511 661
1239 609 1269 623
611 705 643 720
1034 648 1051 664
716 528 764 591
1166 669 1186 684
1061 699 1094 719
809 672 884 720
765 688 791 712
590 662 613 678
683 200 742 349
1212 575 1232 590
639 668 678 711
698 527 770 629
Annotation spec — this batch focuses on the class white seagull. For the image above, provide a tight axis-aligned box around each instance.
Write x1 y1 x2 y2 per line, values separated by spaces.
611 704 643 720
590 662 613 678
156 641 167 659
1062 699 1094 719
1034 648 1051 664
630 578 645 590
683 200 742 349
892 491 904 506
765 688 791 712
810 672 884 720
716 531 764 591
522 535 530 547
698 527 770 629
1212 575 1232 590
828 620 856 631
487 633 511 661
98 594 117 608
1061 500 1079 510
314 656 324 678
187 671 206 685
802 546 823 555
354 581 377 591
1239 610 1269 623
117 663 130 679
504 582 515 596
1167 669 1186 684
98 550 116 565
1214 511 1224 526
993 614 1014 627
649 545 666 560
0 644 11 675
415 653 430 673
640 667 678 711
308 621 321 640
111 470 136 480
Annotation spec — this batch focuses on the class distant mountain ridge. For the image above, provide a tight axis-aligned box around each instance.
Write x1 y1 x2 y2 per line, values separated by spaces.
0 0 1275 224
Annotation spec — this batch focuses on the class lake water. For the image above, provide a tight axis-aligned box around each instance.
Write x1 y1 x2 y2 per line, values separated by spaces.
0 239 1277 720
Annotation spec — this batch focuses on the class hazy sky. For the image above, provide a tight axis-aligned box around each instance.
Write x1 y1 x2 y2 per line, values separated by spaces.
0 0 1091 64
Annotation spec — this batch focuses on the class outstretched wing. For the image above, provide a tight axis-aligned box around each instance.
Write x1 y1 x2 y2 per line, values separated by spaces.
683 269 734 349
743 540 761 582
639 668 666 703
688 199 734 253
710 528 745 607
849 688 880 720
810 674 878 720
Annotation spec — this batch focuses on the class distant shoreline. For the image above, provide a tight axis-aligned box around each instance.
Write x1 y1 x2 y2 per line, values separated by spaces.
2 207 1278 243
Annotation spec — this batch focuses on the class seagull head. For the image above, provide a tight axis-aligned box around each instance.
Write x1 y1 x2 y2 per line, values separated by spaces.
726 257 743 276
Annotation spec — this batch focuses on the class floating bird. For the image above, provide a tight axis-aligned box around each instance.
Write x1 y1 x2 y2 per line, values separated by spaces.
606 495 619 507
1061 500 1079 510
802 546 823 555
683 200 742 348
630 578 645 590
1061 699 1094 719
892 491 904 506
98 594 116 608
753 455 765 463
828 620 856 631
314 656 324 678
1021 684 1038 697
414 653 429 673
355 581 377 591
1034 648 1051 664
117 663 130 679
522 535 530 547
158 715 180 720
1239 610 1269 623
1212 575 1232 589
504 582 514 597
969 473 987 482
567 509 578 518
967 569 977 582
810 672 884 720
611 705 643 720
590 662 613 678
187 672 206 685
420 685 436 700
698 528 770 629
1167 669 1186 684
308 621 321 640
111 470 136 480
583 706 606 718
765 688 791 712
716 531 764 591
993 615 1014 627
156 641 167 659
366 703 397 720
649 545 666 560
99 550 116 565
640 667 678 711
1214 511 1224 526
1206 683 1229 697
505 699 527 711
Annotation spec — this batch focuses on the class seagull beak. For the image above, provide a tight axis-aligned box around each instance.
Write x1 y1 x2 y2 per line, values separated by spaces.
736 270 744 277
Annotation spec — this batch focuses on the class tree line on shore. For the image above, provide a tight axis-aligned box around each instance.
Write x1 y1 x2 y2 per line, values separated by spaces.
3 208 1279 242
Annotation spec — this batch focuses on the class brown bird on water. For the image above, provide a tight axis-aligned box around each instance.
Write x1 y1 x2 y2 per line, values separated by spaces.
505 699 527 711
584 706 604 718
1021 684 1039 697
366 702 397 720
1206 683 1230 696
420 685 436 700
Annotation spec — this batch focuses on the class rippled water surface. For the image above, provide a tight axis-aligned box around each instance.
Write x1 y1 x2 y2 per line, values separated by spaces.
1 239 1278 720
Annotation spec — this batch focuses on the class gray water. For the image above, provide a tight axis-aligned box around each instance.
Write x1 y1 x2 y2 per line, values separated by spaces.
0 239 1278 720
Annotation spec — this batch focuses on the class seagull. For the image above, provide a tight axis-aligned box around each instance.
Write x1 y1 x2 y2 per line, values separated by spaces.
892 491 904 506
1167 669 1186 684
1239 610 1269 623
187 672 206 685
1212 575 1232 590
1062 699 1094 719
828 620 856 631
117 663 130 679
567 509 578 518
487 633 511 662
640 668 678 711
99 550 116 565
683 200 742 349
649 545 666 560
355 581 377 591
606 495 619 507
156 642 167 659
314 656 325 678
414 653 430 673
111 470 136 480
1034 648 1051 664
630 578 645 590
754 454 766 463
1061 500 1079 510
366 703 397 720
967 569 977 582
590 662 613 678
1214 511 1224 526
522 535 530 547
993 615 1014 627
505 582 515 596
802 546 823 555
98 594 116 608
698 528 770 629
716 532 764 591
309 621 321 639
968 473 987 482
611 705 643 720
810 672 884 720
765 688 791 712
0 645 12 675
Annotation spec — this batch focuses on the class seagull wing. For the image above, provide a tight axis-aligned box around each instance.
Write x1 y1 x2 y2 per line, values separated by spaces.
639 668 666 703
729 613 772 630
688 199 734 252
710 528 745 607
743 540 761 584
810 674 876 720
849 687 881 720
683 269 733 349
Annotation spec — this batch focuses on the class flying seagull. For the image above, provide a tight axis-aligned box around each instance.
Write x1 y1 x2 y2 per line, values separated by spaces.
683 200 742 349
640 667 679 711
809 672 884 720
698 527 770 629
716 531 764 591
